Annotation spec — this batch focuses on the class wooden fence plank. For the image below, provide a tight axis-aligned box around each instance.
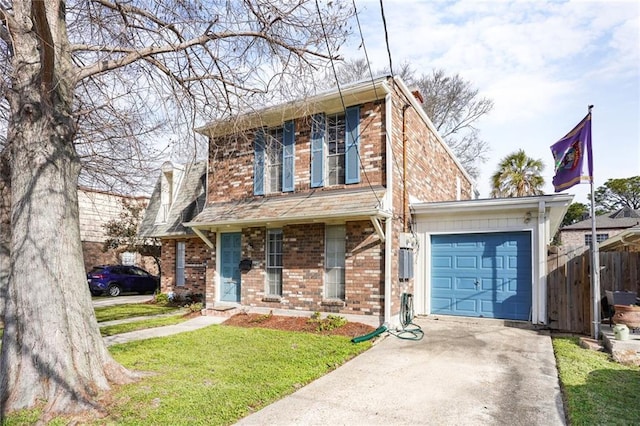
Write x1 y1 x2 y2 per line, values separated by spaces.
546 247 640 334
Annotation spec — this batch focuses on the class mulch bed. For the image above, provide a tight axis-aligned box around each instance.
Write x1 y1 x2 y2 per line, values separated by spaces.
222 313 376 338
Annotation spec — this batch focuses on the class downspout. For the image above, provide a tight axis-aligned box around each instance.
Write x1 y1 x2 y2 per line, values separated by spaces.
402 104 410 232
384 87 394 326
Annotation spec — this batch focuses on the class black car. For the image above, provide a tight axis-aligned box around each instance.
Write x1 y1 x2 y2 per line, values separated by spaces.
87 265 159 297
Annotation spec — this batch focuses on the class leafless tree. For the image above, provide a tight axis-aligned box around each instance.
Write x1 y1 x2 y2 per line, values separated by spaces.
0 0 351 420
336 60 493 179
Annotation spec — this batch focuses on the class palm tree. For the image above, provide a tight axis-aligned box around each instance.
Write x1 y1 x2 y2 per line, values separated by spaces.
491 149 545 197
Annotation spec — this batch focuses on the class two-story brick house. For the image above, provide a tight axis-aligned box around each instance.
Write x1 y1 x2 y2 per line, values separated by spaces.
140 76 474 325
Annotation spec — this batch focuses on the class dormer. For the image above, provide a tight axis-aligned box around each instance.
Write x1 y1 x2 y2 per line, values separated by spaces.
156 161 184 223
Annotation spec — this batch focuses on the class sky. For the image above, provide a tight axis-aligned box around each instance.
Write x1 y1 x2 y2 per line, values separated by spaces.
344 0 640 203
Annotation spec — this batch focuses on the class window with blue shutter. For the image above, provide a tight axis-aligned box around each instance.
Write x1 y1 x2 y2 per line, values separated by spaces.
311 114 325 188
254 129 265 195
345 106 360 184
282 120 295 192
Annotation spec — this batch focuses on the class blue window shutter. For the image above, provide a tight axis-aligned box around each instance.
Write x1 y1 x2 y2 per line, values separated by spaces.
282 120 295 192
345 106 360 184
310 114 325 188
254 129 265 195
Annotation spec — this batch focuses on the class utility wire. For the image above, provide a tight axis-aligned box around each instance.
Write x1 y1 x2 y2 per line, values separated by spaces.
379 0 394 77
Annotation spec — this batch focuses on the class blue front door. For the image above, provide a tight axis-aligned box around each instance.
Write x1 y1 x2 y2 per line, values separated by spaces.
431 232 532 320
220 233 242 303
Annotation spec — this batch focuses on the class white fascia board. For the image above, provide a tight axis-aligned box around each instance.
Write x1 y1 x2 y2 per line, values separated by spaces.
184 209 393 231
412 194 574 215
196 77 393 138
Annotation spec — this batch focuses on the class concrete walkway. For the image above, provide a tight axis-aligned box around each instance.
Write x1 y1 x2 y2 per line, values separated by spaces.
237 316 566 426
103 315 225 346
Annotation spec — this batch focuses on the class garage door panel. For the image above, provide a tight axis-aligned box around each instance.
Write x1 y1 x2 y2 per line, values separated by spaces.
432 276 453 290
432 255 453 268
456 277 478 290
455 256 477 268
431 232 532 321
482 256 503 269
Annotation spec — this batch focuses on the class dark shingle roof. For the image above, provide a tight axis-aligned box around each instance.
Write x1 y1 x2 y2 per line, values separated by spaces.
561 207 640 230
187 186 388 228
138 162 207 238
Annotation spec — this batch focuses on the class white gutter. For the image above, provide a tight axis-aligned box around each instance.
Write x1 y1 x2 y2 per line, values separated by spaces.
384 85 393 326
184 209 392 230
196 77 391 137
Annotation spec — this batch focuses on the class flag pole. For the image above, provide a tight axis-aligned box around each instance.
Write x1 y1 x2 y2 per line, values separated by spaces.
587 104 600 339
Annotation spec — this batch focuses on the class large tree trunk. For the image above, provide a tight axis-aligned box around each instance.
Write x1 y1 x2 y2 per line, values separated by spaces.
0 2 135 420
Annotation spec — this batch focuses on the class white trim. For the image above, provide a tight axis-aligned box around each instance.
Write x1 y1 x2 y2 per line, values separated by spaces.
384 89 394 326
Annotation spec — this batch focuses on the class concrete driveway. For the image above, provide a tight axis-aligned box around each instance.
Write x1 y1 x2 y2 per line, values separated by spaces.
91 294 153 307
237 316 566 426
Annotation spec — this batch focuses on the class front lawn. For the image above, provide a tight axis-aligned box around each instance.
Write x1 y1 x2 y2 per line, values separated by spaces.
5 325 371 425
94 303 181 322
553 337 640 425
99 315 189 336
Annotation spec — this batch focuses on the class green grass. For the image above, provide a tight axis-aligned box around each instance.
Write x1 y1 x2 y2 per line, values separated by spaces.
553 337 640 425
94 304 181 322
103 325 369 425
3 325 368 425
99 315 189 336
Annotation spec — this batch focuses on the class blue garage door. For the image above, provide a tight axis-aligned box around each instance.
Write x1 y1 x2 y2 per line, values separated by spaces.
431 232 532 320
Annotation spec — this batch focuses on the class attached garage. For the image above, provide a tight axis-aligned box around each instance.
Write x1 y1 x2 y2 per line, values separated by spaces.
431 231 532 320
411 195 573 325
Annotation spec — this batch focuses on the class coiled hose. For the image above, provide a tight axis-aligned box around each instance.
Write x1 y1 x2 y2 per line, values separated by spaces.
388 293 424 341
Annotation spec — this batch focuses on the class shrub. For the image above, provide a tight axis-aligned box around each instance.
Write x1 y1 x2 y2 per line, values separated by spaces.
187 302 203 313
155 293 170 306
307 313 347 332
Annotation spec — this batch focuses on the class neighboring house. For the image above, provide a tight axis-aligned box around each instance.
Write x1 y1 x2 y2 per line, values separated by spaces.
558 207 640 248
79 187 157 274
140 75 573 327
137 161 208 292
599 224 640 253
140 76 475 325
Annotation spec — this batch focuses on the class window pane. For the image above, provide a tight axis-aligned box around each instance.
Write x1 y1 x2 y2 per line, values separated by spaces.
266 229 283 296
176 241 185 287
325 225 345 300
266 128 283 193
326 114 346 185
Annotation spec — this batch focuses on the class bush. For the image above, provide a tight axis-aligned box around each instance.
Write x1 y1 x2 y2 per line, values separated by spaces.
187 302 203 313
307 313 347 332
154 293 170 306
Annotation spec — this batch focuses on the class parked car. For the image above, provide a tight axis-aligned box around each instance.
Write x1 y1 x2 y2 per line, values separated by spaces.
87 265 159 297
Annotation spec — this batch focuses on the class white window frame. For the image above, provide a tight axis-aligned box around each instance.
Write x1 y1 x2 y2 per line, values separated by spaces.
121 251 136 266
325 225 346 300
266 229 283 296
176 241 185 287
325 113 346 186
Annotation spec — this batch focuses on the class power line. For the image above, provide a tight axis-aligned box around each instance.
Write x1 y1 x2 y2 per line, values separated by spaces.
379 0 394 77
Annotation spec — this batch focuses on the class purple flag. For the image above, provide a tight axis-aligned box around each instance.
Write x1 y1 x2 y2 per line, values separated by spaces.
550 113 592 192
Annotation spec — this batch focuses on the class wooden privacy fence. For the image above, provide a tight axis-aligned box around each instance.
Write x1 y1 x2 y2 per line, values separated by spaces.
547 246 640 334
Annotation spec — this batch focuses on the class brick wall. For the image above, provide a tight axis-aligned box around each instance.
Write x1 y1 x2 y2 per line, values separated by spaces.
559 229 623 247
207 102 386 203
160 236 211 297
219 222 383 316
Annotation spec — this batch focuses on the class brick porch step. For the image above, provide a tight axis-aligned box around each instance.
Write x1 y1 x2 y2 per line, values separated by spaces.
204 304 241 318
